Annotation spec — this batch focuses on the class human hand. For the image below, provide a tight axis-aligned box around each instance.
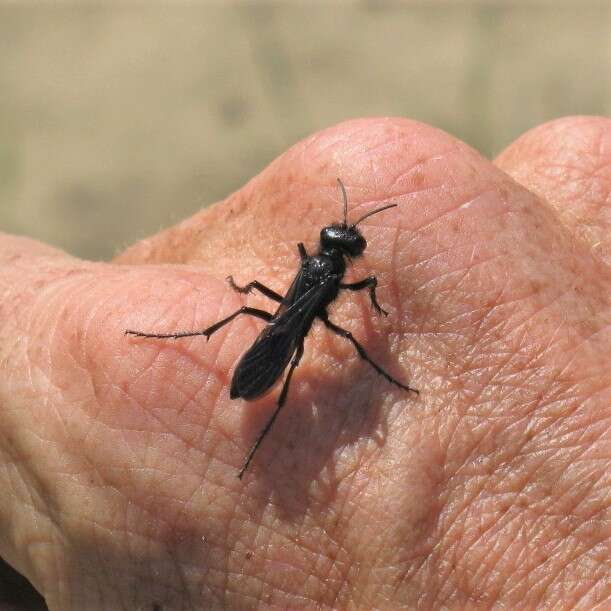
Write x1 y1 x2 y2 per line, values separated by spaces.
0 117 608 609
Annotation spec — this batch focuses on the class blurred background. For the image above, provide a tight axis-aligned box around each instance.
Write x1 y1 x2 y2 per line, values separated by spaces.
1 3 610 262
0 3 610 608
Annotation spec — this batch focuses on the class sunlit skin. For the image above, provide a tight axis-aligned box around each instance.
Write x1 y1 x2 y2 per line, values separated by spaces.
0 117 609 609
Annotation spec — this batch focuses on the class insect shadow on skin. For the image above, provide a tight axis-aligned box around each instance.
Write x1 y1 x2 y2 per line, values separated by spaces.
126 179 418 478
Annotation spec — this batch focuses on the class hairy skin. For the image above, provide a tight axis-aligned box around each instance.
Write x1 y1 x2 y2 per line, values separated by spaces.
0 117 609 610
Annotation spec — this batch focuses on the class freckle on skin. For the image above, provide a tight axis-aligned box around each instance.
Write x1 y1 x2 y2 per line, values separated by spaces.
412 167 425 188
576 318 598 339
451 378 465 391
529 281 544 295
498 186 510 201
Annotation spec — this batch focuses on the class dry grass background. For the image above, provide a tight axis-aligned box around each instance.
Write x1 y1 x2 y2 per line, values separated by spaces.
1 4 610 261
0 3 610 608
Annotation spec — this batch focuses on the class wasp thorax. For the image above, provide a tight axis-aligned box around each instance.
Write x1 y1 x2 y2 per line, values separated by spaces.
320 224 367 257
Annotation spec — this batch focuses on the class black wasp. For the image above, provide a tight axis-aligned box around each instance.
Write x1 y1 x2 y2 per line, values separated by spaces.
126 179 418 478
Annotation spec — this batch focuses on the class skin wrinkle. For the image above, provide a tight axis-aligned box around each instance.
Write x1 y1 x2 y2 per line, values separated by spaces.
470 454 600 604
497 117 611 266
453 280 593 414
267 541 326 604
123 281 230 425
560 323 611 379
463 530 509 603
414 185 502 236
316 543 351 606
2 427 69 587
320 508 358 604
194 551 230 609
443 394 513 475
2 459 52 582
524 366 603 447
74 444 197 608
558 458 608 514
454 504 527 603
237 532 297 609
261 507 332 581
88 520 116 609
225 494 275 605
275 526 331 602
468 476 555 574
358 498 404 605
533 538 604 608
322 466 364 570
371 492 440 604
118 520 189 608
412 252 504 304
452 413 522 483
478 341 564 414
442 454 548 604
560 585 605 609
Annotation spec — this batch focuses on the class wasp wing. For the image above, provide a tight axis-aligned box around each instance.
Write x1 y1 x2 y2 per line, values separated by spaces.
230 276 329 400
270 261 310 319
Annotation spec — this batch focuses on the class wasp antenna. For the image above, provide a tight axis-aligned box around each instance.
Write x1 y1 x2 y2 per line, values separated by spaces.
352 203 397 227
337 178 348 226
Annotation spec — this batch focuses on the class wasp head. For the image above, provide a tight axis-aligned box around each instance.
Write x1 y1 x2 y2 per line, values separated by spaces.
320 179 398 258
320 224 367 257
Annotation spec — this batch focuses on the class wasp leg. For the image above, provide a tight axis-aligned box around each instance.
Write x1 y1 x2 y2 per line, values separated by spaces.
227 276 283 303
125 306 273 341
238 340 305 479
340 276 387 316
320 313 418 394
298 242 308 261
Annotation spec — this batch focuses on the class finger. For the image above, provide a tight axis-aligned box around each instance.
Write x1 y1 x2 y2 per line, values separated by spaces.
117 117 609 484
259 119 608 606
495 115 611 263
113 117 609 605
0 232 76 262
0 237 239 606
